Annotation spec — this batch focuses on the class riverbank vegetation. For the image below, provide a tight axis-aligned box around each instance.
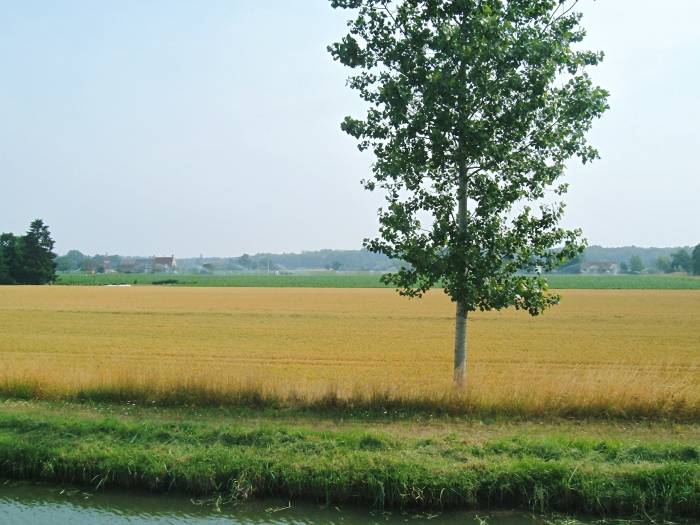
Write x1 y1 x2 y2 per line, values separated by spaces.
0 400 697 518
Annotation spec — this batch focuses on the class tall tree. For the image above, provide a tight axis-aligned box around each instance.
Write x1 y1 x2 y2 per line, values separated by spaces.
692 244 700 276
0 233 20 284
18 219 57 284
55 249 88 272
670 249 691 274
654 256 672 274
330 0 608 386
629 255 644 274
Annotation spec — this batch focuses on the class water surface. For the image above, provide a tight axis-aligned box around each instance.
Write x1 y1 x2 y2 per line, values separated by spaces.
0 481 684 525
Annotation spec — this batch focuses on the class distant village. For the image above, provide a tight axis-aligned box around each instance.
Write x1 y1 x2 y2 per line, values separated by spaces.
83 256 177 274
56 246 696 275
84 256 617 275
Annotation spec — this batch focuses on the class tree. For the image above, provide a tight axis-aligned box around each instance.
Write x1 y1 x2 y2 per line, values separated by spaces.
237 254 253 269
0 221 57 284
55 249 87 272
629 255 643 274
670 249 691 273
0 234 17 284
0 233 25 283
618 261 629 274
325 260 343 271
654 256 672 274
330 0 608 386
17 219 57 284
692 244 700 276
556 253 583 274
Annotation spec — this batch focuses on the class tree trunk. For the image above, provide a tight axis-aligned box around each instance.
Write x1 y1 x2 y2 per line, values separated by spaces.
453 166 469 388
453 301 467 387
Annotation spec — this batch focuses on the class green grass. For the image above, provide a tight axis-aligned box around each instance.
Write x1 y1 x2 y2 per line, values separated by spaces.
56 272 390 288
0 400 697 518
545 274 700 290
55 272 700 289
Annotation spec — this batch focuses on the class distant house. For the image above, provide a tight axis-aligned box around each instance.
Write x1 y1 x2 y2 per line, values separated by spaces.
153 256 176 273
581 261 618 274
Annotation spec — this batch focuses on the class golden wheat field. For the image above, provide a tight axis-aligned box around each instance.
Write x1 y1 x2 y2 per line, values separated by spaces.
0 286 698 416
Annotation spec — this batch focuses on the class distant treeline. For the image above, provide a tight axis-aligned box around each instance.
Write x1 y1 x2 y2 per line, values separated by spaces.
558 245 700 275
55 245 700 275
55 249 397 273
179 250 399 273
0 220 57 284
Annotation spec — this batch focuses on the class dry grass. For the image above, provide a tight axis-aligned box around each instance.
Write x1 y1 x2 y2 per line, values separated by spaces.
0 286 698 417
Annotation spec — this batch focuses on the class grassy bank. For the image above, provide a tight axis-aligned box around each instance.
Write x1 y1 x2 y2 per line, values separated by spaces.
54 272 700 289
0 400 697 518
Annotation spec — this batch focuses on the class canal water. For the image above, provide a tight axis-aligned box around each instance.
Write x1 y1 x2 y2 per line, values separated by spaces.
0 481 685 525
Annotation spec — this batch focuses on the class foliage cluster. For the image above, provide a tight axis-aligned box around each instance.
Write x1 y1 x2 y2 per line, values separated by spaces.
0 219 56 285
621 246 700 275
330 0 608 316
55 250 115 273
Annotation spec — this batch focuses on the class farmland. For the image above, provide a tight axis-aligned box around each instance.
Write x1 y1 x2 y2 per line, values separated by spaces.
54 271 700 289
1 285 699 517
0 286 698 418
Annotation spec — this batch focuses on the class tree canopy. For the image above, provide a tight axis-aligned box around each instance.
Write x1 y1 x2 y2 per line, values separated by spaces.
670 249 691 273
330 0 608 384
0 220 57 285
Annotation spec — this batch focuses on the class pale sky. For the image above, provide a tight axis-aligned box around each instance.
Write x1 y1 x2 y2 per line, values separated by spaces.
1 0 698 256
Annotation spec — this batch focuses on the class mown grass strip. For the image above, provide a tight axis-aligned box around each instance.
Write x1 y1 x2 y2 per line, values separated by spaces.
0 410 697 518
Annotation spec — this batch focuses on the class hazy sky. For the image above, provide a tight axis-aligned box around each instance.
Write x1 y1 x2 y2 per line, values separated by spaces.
1 1 698 256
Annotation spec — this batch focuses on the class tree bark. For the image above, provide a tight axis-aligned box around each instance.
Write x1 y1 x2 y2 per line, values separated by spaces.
453 167 469 388
453 301 467 387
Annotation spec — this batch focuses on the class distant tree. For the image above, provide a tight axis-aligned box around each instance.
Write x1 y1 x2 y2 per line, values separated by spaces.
325 260 343 271
17 219 57 284
556 254 583 274
693 244 700 276
654 256 672 274
80 258 95 272
237 254 253 269
670 249 691 273
629 255 644 274
0 221 57 284
330 0 608 386
0 234 18 284
0 249 6 284
55 249 87 272
618 261 629 274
